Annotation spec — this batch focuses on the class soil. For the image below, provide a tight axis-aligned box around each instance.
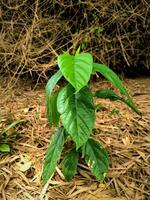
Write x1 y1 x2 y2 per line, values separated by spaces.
0 77 150 200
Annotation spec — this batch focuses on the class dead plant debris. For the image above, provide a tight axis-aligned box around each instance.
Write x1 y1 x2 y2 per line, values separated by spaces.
0 77 150 200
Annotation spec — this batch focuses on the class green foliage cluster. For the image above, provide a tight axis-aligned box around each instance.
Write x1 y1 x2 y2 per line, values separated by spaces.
0 120 23 153
42 48 140 183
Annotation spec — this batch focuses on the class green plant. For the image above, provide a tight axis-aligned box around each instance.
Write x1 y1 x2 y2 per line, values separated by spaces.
0 120 23 153
42 48 140 183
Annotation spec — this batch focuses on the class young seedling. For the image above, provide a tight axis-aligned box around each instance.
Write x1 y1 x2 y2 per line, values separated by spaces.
42 48 140 183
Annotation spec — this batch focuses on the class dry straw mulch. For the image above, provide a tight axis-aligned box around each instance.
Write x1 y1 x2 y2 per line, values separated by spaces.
0 77 150 200
0 0 149 84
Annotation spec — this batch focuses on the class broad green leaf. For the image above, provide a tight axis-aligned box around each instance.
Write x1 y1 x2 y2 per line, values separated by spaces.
0 144 10 152
93 63 141 115
58 53 93 91
93 63 129 97
61 148 79 181
57 84 95 149
95 89 122 101
82 138 109 181
46 70 63 125
42 128 66 183
0 120 24 135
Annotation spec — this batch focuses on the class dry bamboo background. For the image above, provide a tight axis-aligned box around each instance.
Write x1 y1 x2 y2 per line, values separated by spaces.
0 0 149 82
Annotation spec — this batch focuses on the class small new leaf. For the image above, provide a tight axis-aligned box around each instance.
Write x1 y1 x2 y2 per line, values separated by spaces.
95 89 122 101
93 63 141 115
42 128 66 183
49 91 60 126
95 89 140 114
46 70 62 125
61 148 79 181
82 138 109 181
75 46 81 56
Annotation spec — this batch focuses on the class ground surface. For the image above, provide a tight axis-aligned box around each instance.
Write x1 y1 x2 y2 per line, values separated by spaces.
0 77 150 200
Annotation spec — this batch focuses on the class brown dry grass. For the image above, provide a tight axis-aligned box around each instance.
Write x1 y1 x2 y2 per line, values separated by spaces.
0 0 149 87
0 77 150 200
